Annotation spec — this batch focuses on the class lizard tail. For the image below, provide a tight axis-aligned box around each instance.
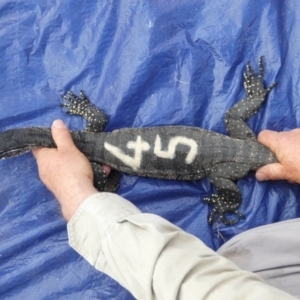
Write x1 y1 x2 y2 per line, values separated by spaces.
0 127 119 192
0 127 55 159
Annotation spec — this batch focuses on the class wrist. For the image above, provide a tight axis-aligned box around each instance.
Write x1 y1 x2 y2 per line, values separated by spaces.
56 179 98 221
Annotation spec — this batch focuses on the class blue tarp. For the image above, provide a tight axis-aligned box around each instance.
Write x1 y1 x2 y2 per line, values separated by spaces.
1 1 300 299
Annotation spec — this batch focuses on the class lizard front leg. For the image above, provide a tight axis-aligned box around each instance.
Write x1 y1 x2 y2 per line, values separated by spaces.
204 162 250 225
204 188 243 226
225 57 276 140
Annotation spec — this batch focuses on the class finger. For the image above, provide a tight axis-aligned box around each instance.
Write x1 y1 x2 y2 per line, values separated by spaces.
256 163 286 181
257 130 280 152
102 165 111 175
51 119 76 152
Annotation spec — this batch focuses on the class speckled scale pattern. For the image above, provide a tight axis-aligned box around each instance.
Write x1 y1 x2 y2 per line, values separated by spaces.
0 58 278 226
96 126 276 179
204 58 277 225
62 91 108 133
61 90 116 192
204 190 243 225
91 162 107 191
205 162 249 225
225 57 276 141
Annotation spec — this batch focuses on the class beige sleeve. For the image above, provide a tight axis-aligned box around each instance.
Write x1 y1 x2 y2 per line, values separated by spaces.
67 193 297 300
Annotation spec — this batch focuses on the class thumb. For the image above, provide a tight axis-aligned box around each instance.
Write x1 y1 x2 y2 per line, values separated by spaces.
51 119 76 152
256 163 286 181
257 130 279 153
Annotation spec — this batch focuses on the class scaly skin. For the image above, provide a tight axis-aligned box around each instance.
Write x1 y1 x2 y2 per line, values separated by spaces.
0 58 277 225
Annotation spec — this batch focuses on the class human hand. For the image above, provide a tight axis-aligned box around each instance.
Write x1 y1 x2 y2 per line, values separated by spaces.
32 119 109 221
256 129 300 184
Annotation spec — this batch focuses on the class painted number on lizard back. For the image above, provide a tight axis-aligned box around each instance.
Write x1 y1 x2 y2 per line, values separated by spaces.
104 134 199 170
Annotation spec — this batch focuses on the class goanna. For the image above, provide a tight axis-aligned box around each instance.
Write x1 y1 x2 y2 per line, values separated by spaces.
0 58 277 225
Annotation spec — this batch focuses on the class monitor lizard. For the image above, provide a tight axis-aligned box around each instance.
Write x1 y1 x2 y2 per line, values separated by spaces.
0 58 277 225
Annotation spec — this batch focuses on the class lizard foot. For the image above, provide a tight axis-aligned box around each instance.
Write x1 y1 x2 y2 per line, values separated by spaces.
204 192 244 226
61 91 108 133
243 57 276 99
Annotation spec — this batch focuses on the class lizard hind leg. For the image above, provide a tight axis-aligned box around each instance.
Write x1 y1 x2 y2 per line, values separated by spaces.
91 162 108 191
61 91 108 133
103 169 120 192
91 163 120 192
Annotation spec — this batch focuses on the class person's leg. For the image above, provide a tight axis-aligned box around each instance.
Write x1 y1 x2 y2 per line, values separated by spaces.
217 218 300 298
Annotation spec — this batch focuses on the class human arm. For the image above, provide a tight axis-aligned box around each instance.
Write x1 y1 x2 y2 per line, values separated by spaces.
32 119 101 220
256 129 300 183
67 192 296 300
33 120 297 300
